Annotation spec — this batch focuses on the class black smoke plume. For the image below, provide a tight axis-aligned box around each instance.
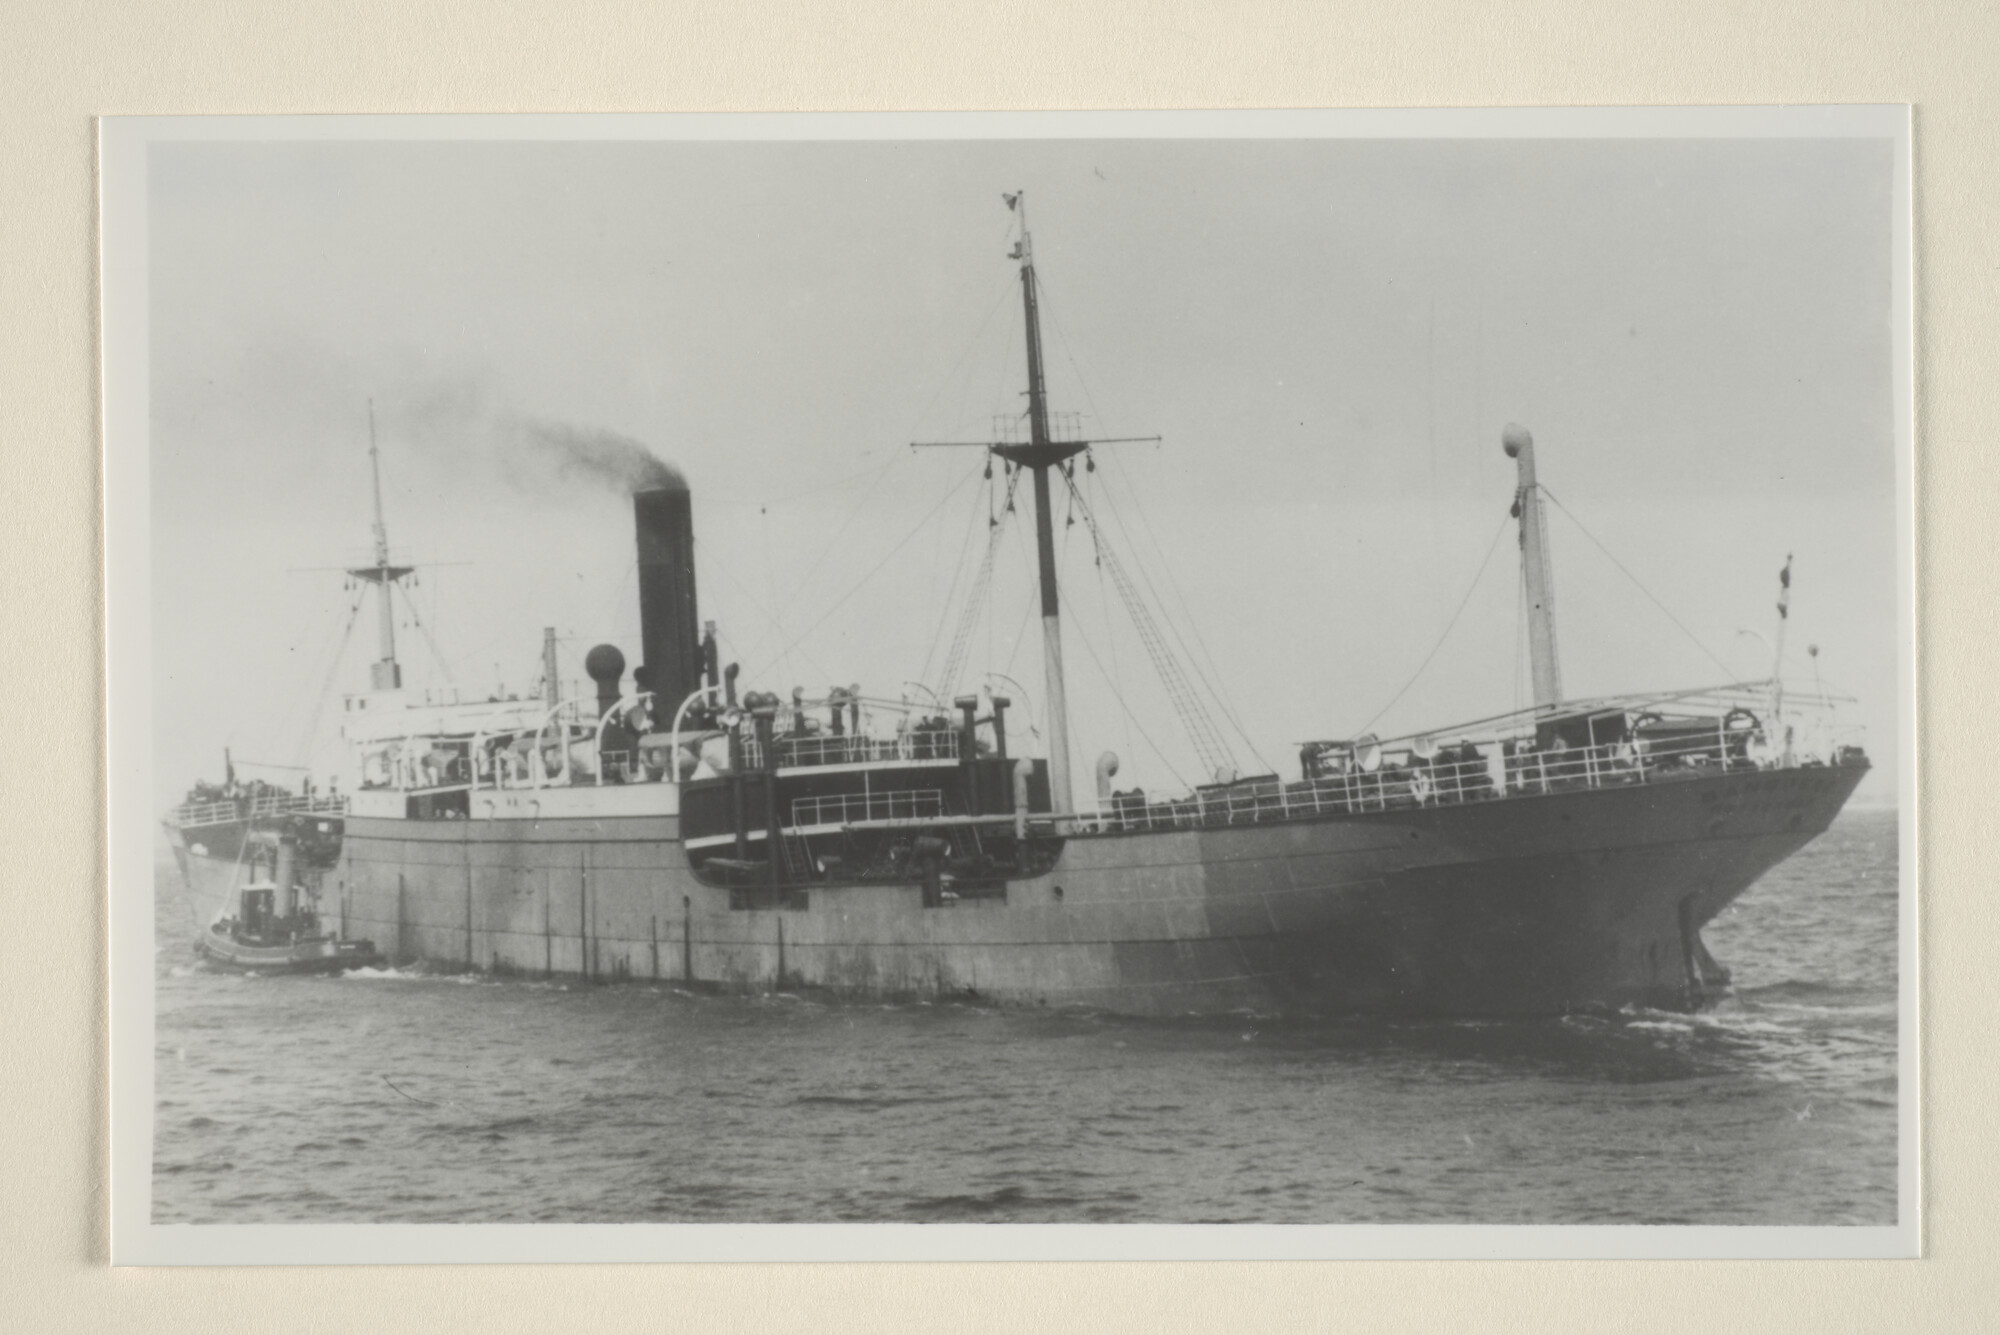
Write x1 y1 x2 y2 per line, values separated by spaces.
386 376 682 496
512 419 685 494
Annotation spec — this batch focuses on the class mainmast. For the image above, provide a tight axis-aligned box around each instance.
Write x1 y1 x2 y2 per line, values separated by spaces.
350 400 415 692
1000 201 1080 815
997 196 1086 818
912 195 1159 813
1504 423 1562 709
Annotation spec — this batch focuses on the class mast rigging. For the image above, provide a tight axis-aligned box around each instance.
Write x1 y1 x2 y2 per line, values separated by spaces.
911 194 1163 818
349 399 416 692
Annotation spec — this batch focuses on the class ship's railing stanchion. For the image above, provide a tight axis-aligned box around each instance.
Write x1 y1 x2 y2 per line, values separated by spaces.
470 724 496 791
735 723 961 771
795 789 946 827
529 701 567 789
668 685 725 788
592 691 657 785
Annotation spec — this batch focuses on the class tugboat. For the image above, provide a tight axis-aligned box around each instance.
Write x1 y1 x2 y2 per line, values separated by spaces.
165 755 348 922
196 826 380 973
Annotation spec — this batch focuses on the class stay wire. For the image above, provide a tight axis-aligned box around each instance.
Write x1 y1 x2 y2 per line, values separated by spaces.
1092 452 1269 769
266 579 362 764
935 468 1021 698
754 459 986 680
1066 470 1245 777
1538 487 1737 681
290 588 367 773
757 457 911 509
697 536 836 688
905 271 1016 445
998 579 1038 685
915 467 993 692
919 467 987 690
395 580 455 686
1355 507 1513 738
765 447 909 632
768 235 1010 634
1089 470 1135 763
1063 472 1236 779
1062 608 1190 791
1039 274 1267 763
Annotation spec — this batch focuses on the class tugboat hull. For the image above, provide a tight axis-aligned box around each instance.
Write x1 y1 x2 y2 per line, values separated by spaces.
167 807 377 974
196 927 381 974
164 808 345 929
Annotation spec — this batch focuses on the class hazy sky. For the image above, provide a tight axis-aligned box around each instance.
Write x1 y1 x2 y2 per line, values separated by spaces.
145 131 1899 807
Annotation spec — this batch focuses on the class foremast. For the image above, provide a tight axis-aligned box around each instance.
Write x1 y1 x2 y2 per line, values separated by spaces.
349 400 415 692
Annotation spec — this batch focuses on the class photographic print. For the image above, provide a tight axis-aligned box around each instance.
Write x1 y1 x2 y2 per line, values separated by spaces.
105 110 1913 1262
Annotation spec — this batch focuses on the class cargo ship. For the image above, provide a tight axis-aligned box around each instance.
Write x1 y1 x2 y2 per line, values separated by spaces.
165 197 1870 1015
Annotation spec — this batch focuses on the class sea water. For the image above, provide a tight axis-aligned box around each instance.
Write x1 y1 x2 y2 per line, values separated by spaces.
150 809 1899 1224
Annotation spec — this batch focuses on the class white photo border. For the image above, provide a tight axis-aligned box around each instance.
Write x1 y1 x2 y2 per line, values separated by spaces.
103 105 1916 1265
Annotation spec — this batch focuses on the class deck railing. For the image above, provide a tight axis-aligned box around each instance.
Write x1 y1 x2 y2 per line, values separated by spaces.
793 789 945 828
742 728 961 771
168 793 349 827
1073 720 1863 834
